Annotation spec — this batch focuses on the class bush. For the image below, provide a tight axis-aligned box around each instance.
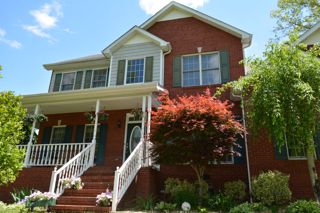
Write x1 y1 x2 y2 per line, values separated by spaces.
286 200 320 213
154 201 176 212
223 180 247 203
229 202 268 213
135 195 156 210
0 201 28 213
164 178 198 208
252 170 291 206
208 193 236 212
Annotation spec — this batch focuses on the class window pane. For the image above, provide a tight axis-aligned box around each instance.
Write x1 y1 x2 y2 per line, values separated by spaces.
288 145 306 158
201 53 220 85
84 125 100 142
51 127 66 143
183 55 200 86
126 59 144 84
92 69 107 88
61 73 75 91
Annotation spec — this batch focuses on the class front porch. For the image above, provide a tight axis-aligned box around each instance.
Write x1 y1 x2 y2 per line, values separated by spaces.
17 82 166 211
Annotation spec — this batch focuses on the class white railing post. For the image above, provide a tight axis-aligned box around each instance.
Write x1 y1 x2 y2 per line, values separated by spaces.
89 99 100 166
49 166 57 193
24 104 40 166
112 167 120 212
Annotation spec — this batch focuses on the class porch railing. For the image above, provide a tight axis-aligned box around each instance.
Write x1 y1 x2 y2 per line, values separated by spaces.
49 142 95 196
112 140 144 212
20 143 91 167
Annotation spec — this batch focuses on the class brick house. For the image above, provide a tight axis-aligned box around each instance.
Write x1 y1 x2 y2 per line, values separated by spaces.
0 1 318 212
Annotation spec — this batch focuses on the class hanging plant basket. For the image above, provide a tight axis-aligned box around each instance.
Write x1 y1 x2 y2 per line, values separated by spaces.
84 111 109 123
130 108 143 120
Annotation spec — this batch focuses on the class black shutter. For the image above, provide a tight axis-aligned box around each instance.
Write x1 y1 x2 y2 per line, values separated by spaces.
97 124 108 164
64 126 73 143
145 56 153 82
42 127 52 144
74 71 83 90
117 60 126 85
273 137 288 160
53 73 62 92
234 135 246 164
173 56 182 87
76 125 85 143
220 50 230 83
84 70 93 89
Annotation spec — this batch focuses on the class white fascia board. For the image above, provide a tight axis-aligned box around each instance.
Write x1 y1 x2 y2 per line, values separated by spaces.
102 26 171 57
295 21 320 44
140 1 252 47
22 82 167 107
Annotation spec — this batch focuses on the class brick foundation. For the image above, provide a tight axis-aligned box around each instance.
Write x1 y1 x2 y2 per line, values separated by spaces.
0 167 54 203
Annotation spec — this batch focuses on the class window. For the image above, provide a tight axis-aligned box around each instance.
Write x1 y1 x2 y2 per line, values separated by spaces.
83 124 100 143
287 144 306 159
92 69 107 88
182 52 220 87
126 59 144 84
50 126 66 143
61 72 76 91
129 126 141 152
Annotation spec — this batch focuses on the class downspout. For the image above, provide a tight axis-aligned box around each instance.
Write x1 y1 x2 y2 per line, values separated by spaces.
161 44 172 86
233 93 252 202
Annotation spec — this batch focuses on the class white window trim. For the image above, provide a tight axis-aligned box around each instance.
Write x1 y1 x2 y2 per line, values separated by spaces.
124 57 146 85
60 71 76 91
49 125 67 144
181 51 221 87
83 124 100 143
286 142 307 160
90 68 109 88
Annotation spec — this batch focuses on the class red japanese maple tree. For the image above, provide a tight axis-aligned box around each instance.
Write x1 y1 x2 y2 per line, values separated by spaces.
150 89 244 196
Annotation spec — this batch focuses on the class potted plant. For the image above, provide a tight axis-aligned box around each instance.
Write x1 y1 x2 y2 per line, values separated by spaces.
84 111 109 123
96 189 112 207
130 108 142 120
61 177 84 190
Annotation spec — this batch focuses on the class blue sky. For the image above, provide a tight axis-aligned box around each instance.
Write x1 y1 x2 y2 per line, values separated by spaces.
0 0 278 95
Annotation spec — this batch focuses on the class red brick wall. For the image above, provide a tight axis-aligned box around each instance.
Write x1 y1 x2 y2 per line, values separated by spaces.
0 167 54 203
38 110 129 170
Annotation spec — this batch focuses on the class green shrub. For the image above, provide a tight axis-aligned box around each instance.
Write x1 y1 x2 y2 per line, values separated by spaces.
135 194 156 210
164 178 198 208
154 201 176 212
223 180 247 203
229 202 269 213
10 188 32 203
0 201 28 213
286 200 320 213
252 170 291 206
208 193 236 212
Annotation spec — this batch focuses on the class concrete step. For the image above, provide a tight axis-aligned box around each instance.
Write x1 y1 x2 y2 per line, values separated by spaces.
51 204 111 213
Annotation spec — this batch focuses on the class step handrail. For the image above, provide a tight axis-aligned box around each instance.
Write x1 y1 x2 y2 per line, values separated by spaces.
49 142 96 196
112 140 144 211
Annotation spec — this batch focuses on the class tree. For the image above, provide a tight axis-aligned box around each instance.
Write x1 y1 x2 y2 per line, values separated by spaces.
271 0 320 38
150 90 244 197
0 91 26 185
218 42 320 200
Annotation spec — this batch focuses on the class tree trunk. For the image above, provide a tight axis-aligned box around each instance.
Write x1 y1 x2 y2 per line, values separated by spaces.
191 165 205 205
306 140 320 202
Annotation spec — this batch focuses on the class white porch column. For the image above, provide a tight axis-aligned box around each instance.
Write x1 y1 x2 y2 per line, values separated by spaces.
147 95 152 166
89 99 100 166
24 104 40 166
141 96 147 166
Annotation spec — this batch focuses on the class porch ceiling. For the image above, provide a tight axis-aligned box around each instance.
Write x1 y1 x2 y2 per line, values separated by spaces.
23 82 166 114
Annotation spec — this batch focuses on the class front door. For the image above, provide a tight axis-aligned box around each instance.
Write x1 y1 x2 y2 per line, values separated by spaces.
124 115 142 160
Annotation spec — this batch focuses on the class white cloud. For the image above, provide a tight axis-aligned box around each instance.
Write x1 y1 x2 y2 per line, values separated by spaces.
139 0 209 15
63 28 73 34
23 1 63 42
0 27 22 49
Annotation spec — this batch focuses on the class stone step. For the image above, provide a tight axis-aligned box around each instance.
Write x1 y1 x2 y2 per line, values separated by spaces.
63 188 106 197
51 204 111 213
57 196 96 206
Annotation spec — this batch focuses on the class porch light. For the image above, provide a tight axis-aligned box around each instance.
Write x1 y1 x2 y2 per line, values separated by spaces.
117 120 121 128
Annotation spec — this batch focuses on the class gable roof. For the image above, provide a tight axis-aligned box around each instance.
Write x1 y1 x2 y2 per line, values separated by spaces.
295 21 320 44
140 1 252 48
102 26 171 56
